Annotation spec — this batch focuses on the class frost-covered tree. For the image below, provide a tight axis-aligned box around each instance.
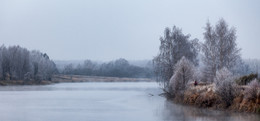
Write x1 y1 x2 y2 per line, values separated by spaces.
0 45 31 80
153 26 199 88
1 45 11 80
0 46 3 79
202 21 218 81
202 19 241 82
30 50 57 81
9 46 31 80
214 67 237 107
214 67 233 87
61 58 153 78
0 45 57 81
63 64 74 74
169 57 195 96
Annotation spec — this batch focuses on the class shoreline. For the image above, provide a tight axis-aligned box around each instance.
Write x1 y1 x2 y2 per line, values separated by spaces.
52 74 155 83
0 74 155 86
164 83 260 114
0 80 52 86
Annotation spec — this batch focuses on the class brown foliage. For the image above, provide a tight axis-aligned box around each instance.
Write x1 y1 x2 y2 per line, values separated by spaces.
236 73 258 85
183 86 222 109
177 83 260 113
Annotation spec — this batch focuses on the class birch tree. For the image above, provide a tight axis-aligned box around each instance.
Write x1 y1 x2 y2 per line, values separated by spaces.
153 26 199 88
202 19 241 82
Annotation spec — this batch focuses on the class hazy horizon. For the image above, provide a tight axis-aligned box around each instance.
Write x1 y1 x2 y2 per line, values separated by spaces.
1 0 260 61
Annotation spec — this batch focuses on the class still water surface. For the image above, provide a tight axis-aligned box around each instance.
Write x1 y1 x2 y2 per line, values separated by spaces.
0 82 259 121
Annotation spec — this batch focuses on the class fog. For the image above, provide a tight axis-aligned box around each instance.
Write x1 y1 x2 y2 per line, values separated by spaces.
0 0 260 61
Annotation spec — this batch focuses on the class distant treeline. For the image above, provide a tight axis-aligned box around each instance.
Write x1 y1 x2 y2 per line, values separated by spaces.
62 58 154 78
0 45 57 82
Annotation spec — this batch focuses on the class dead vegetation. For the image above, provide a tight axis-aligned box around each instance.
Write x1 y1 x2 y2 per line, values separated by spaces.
170 82 260 113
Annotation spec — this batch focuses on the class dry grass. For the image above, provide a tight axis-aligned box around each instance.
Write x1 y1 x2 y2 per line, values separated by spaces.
52 74 155 83
170 82 260 113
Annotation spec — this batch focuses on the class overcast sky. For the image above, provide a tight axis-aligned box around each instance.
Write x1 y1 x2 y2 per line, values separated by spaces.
0 0 259 61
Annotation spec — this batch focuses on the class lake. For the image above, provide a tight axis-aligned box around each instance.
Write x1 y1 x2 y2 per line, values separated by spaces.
0 82 259 121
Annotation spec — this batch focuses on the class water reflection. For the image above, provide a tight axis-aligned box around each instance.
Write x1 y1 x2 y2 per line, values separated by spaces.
161 99 260 121
0 82 259 121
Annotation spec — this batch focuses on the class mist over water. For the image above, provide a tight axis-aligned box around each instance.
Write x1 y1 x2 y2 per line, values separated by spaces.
0 82 259 121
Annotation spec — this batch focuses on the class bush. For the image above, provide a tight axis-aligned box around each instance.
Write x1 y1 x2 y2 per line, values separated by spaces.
244 79 260 101
236 73 258 85
214 67 238 107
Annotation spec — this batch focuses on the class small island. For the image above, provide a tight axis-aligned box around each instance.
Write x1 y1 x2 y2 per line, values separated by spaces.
153 19 260 113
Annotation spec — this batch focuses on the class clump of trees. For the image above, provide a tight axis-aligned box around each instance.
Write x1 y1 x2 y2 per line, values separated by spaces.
0 45 57 82
154 18 260 107
62 58 153 78
202 19 241 82
153 26 199 88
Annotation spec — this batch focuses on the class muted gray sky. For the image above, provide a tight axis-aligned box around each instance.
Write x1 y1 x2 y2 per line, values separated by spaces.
0 0 260 61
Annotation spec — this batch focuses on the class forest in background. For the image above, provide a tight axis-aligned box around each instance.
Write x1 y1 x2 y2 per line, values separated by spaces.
0 45 57 82
58 59 153 78
0 45 154 84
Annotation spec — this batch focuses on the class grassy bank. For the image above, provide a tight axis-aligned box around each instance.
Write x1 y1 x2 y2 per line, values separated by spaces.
0 80 52 86
166 83 260 113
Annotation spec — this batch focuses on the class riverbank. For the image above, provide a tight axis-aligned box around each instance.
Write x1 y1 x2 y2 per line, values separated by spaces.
0 74 154 86
165 83 260 113
52 74 154 83
0 80 52 86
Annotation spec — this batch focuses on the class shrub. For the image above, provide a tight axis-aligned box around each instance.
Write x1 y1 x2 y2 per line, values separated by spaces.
214 67 238 107
236 73 258 85
244 79 260 101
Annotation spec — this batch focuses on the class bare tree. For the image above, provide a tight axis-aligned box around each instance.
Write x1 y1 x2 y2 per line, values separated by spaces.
169 56 195 97
63 64 74 75
153 26 199 88
202 21 218 81
202 19 241 82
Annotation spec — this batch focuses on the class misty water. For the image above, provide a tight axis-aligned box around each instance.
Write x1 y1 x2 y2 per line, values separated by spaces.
0 82 259 121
